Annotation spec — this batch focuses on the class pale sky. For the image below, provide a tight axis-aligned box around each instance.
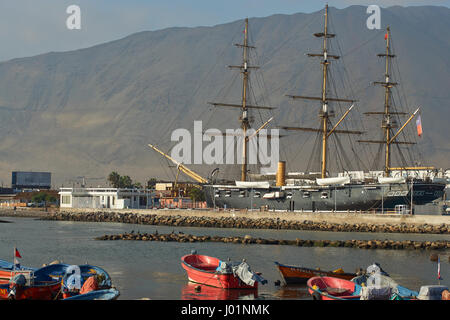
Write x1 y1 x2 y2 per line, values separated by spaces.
0 0 449 62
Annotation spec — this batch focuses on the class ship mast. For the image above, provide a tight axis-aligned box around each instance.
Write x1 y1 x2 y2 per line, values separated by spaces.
383 27 393 176
320 5 330 180
282 5 362 179
207 18 276 181
358 26 433 176
241 18 250 182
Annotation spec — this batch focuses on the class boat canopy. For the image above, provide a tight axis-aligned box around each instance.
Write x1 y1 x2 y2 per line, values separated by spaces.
316 176 350 186
377 177 405 184
235 181 270 188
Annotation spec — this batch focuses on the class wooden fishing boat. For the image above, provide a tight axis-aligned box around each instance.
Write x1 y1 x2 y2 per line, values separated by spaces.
275 261 356 284
33 263 115 299
307 276 362 300
181 254 266 289
62 288 120 300
33 263 113 288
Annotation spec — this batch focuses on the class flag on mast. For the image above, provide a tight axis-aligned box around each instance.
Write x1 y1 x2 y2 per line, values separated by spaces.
416 115 423 137
13 247 22 267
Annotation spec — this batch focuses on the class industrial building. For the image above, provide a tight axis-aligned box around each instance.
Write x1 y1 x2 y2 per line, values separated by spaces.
12 171 51 190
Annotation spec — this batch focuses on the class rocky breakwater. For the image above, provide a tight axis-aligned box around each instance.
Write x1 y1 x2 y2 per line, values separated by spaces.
95 231 450 251
43 211 450 235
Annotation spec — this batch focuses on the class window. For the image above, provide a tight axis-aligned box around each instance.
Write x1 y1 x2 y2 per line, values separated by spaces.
61 195 71 204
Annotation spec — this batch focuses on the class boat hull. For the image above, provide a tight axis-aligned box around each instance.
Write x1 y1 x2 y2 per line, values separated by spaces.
275 262 356 284
205 182 445 211
181 254 258 289
62 288 120 300
181 283 258 300
307 276 361 300
0 282 61 300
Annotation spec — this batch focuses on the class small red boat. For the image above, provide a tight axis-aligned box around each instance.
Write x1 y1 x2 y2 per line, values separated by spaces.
307 276 361 300
181 253 266 289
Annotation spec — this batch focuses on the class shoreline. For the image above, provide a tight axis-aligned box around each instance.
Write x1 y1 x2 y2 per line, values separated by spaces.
0 208 55 218
33 208 450 235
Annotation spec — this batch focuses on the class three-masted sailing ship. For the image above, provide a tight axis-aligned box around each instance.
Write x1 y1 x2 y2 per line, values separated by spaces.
149 5 445 212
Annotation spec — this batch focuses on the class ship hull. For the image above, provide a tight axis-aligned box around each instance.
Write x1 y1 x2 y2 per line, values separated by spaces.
204 182 445 211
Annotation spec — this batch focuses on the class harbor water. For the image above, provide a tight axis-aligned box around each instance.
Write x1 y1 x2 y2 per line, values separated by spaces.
0 217 449 300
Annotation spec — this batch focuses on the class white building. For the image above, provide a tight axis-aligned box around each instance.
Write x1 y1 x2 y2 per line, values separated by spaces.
59 188 154 209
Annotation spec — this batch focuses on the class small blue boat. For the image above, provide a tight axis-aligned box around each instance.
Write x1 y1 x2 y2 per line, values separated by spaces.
33 263 112 288
351 274 419 300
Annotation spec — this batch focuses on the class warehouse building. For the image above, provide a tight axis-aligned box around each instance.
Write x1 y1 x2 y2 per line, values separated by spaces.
12 171 51 190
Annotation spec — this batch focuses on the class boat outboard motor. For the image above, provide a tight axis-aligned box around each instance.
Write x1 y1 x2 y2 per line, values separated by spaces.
232 261 267 286
369 262 389 276
8 274 26 300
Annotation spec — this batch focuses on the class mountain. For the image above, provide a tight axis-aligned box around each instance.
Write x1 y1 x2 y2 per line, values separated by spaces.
0 5 448 187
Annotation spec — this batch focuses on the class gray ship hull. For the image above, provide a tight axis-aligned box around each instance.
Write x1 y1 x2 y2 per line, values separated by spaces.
204 182 445 211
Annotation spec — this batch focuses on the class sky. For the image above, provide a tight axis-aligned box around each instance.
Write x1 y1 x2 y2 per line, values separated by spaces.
0 0 449 62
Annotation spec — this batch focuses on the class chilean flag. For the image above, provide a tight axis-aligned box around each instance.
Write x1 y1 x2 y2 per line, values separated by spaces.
416 115 423 137
13 247 22 268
